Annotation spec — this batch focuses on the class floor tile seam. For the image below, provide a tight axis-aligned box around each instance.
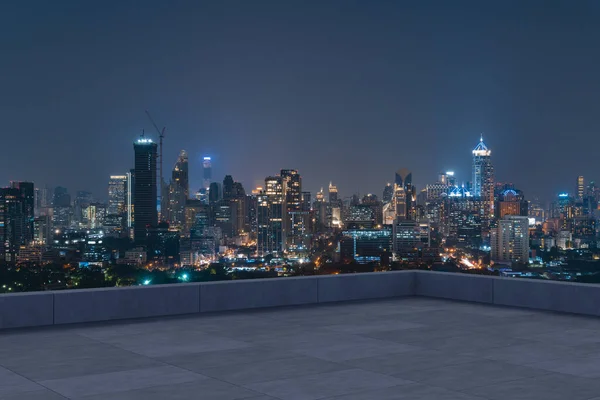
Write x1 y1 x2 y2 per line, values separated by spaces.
446 371 557 394
390 359 551 381
155 354 283 399
346 357 482 377
191 353 344 378
313 381 419 400
0 364 71 399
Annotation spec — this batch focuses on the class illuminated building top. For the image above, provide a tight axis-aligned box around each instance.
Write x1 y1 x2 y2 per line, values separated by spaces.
472 136 491 156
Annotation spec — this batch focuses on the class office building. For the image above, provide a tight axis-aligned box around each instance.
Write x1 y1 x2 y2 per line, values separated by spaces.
108 175 127 215
491 216 529 264
126 171 134 232
10 182 34 243
167 150 189 227
577 176 585 200
394 168 415 219
340 228 392 264
472 136 494 216
256 176 284 256
52 187 72 229
74 190 93 225
495 187 528 219
203 157 212 190
328 182 339 204
133 137 158 244
209 182 222 204
0 187 26 262
281 169 307 253
383 183 393 203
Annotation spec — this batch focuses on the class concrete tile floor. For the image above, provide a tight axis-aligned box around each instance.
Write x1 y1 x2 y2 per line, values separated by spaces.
3 297 600 399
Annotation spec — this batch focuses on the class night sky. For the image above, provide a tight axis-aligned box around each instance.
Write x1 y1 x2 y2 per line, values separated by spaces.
2 1 599 203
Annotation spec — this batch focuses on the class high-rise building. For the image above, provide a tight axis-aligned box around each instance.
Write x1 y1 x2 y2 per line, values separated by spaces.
203 157 212 190
167 150 189 227
257 176 284 255
328 182 338 204
0 187 26 262
10 182 34 243
281 169 306 252
108 175 127 215
126 170 134 231
472 136 494 214
52 187 72 229
577 176 585 200
133 137 158 244
209 182 222 204
394 168 415 219
491 216 530 264
382 183 393 204
495 187 528 219
222 175 234 201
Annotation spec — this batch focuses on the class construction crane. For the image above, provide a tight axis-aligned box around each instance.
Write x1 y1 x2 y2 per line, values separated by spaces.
145 110 166 221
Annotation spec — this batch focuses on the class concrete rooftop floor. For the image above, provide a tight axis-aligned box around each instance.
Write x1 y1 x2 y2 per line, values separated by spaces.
3 298 600 400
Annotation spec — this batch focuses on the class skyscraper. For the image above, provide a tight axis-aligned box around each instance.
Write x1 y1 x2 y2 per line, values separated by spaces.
394 168 414 219
262 176 284 255
382 183 393 204
52 187 72 228
167 150 189 227
328 182 338 204
222 175 234 201
133 137 158 244
208 182 222 204
472 136 494 210
203 157 212 190
10 182 34 243
0 187 26 262
577 176 585 200
108 175 127 215
281 169 307 253
126 170 134 232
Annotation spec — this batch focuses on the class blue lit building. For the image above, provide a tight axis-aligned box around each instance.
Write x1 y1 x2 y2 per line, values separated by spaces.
340 228 392 263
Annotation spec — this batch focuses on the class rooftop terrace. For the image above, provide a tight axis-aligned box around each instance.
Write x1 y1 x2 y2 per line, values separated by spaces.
4 296 600 400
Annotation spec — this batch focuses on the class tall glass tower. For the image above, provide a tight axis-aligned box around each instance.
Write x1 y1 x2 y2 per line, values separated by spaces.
203 157 212 190
472 136 494 215
133 137 158 244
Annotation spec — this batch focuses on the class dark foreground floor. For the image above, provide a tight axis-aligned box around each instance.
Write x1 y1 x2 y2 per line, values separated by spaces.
3 297 600 399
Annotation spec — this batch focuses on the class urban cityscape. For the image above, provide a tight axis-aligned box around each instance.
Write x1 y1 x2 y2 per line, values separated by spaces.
1 132 598 293
5 2 600 400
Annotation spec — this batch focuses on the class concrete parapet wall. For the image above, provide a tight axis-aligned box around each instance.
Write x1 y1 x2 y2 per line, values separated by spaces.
200 276 318 312
415 271 494 304
2 270 600 330
318 271 415 303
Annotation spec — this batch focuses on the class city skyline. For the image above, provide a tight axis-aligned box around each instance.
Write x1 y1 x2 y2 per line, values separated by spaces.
3 1 600 201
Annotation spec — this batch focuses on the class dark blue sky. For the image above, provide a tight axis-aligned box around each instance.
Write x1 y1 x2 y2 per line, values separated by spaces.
2 0 599 202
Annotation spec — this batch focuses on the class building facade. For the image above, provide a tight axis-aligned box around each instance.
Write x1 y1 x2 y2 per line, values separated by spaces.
133 138 158 244
491 216 530 264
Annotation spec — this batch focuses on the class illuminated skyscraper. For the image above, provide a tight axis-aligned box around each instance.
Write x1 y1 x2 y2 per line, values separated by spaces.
167 150 189 227
108 175 127 215
203 157 212 190
257 176 284 255
472 136 494 206
328 182 338 204
133 137 158 244
10 182 34 243
281 169 307 253
577 176 585 200
394 168 414 219
0 188 26 262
